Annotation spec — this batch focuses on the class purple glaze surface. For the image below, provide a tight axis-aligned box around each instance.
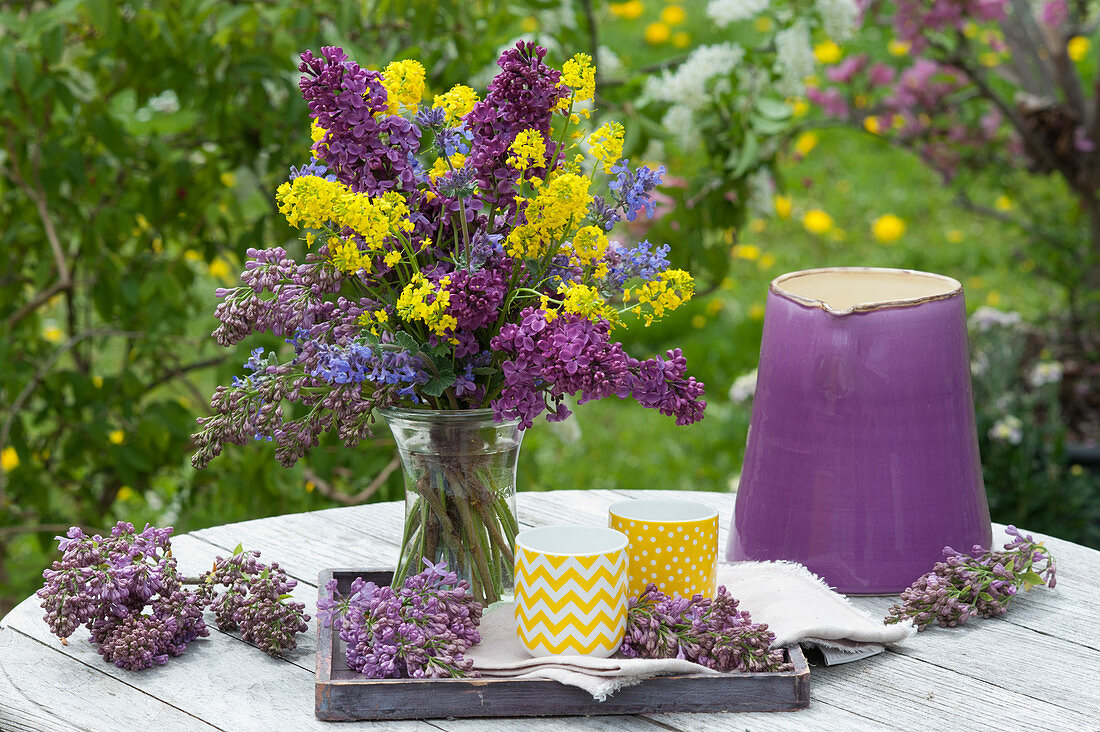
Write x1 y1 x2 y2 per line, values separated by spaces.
727 280 992 594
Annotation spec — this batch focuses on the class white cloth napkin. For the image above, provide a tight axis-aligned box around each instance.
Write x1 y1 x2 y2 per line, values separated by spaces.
466 561 914 700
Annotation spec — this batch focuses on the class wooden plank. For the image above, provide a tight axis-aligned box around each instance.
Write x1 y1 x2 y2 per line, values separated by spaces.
0 629 222 732
431 717 671 732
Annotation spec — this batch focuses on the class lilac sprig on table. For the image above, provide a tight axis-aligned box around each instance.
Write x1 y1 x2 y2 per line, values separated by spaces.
620 584 791 673
37 521 309 670
885 526 1057 631
318 560 483 679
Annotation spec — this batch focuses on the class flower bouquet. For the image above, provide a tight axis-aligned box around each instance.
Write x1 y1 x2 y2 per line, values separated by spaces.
192 42 706 604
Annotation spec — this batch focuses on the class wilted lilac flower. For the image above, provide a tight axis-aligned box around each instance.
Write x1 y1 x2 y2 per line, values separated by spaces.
621 584 790 673
320 561 483 679
885 525 1056 630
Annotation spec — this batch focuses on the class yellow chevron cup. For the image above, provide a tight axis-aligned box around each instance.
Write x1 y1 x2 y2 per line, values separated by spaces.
608 499 719 599
514 526 628 658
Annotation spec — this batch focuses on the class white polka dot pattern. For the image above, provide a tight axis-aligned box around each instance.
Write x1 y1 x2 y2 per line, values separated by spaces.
608 513 719 599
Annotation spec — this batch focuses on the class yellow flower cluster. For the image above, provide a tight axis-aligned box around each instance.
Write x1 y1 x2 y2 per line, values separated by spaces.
275 176 413 272
588 121 624 173
507 129 547 172
396 274 457 337
433 84 480 125
381 60 426 114
310 120 327 158
624 269 695 326
429 153 466 182
506 173 592 259
561 53 596 103
358 307 390 336
558 281 618 324
571 225 609 266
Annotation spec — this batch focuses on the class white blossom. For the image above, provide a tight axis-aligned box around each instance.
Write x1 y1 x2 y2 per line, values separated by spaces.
644 43 745 111
816 0 861 42
969 306 1023 332
774 20 815 96
706 0 772 27
1028 361 1064 388
596 45 624 79
728 369 759 402
989 415 1024 445
746 169 776 217
662 104 702 151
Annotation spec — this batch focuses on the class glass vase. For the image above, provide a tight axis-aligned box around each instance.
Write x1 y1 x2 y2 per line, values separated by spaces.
381 408 522 605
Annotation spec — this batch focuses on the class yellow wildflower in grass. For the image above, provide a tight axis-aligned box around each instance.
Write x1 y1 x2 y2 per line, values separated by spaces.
995 195 1014 211
660 5 685 24
588 121 625 172
507 129 547 172
863 116 881 134
705 298 724 316
93 376 104 389
1071 464 1085 477
814 40 842 64
872 214 906 243
788 97 809 117
720 277 734 291
561 53 596 103
980 52 1002 67
624 269 695 326
946 228 965 243
42 324 63 343
1068 36 1090 62
646 22 671 45
888 39 911 57
759 253 776 269
749 303 765 320
571 225 609 266
794 131 818 156
381 59 426 114
506 173 592 258
691 314 706 329
208 258 231 280
673 31 691 48
220 171 237 188
520 16 538 32
433 84 479 125
1 447 19 472
966 275 985 290
558 281 618 324
985 290 1002 306
749 218 767 233
754 16 774 33
429 153 467 182
396 274 457 337
734 244 761 261
109 430 125 445
774 195 792 219
803 209 833 234
1020 259 1036 273
609 0 644 19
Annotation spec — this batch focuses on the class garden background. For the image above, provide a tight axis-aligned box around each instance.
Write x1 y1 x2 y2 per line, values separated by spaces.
2 0 1098 614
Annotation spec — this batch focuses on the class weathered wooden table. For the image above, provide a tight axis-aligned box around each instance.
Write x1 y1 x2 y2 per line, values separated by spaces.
1 489 1095 731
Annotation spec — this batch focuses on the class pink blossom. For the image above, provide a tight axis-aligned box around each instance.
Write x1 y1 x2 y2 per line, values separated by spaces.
826 54 869 84
869 63 896 87
1041 0 1068 28
807 86 850 118
1074 127 1096 152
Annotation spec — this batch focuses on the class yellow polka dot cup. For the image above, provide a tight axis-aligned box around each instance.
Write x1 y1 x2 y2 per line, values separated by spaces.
514 526 628 658
608 499 719 599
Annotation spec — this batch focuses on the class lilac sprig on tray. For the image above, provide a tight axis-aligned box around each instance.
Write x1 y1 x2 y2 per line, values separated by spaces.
620 584 791 673
885 526 1057 631
36 522 309 670
318 560 483 679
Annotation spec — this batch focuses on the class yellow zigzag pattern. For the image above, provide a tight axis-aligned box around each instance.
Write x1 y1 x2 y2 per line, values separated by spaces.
515 585 623 612
515 604 626 637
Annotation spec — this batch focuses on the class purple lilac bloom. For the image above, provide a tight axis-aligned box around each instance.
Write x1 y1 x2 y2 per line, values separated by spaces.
608 160 665 221
885 526 1056 630
321 562 483 679
490 308 706 429
298 47 422 195
621 584 790 673
465 42 569 213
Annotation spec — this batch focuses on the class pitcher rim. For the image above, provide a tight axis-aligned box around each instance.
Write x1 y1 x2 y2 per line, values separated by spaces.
770 266 962 315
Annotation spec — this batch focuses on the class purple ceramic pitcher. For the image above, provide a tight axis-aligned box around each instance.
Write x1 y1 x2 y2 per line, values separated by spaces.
726 267 992 594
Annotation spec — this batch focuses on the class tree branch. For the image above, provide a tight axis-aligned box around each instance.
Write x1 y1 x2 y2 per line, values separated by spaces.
302 453 401 506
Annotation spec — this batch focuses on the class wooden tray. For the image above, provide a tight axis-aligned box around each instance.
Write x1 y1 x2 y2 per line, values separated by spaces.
315 569 810 720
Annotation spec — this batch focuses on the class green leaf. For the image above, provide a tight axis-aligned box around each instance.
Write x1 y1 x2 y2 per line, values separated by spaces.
277 593 293 601
422 367 456 398
729 132 760 179
233 543 244 556
393 331 420 352
1020 570 1045 590
755 96 793 121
